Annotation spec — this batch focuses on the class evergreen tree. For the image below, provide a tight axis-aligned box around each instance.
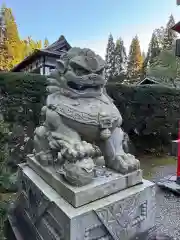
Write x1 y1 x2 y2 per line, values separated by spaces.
141 52 150 78
148 49 180 85
105 33 115 80
114 38 127 78
154 27 165 50
148 30 161 65
141 31 161 78
142 51 146 62
44 38 49 48
163 14 177 50
127 35 143 79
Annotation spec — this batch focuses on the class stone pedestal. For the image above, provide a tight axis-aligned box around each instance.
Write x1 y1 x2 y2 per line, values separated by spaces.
9 163 156 240
27 156 143 207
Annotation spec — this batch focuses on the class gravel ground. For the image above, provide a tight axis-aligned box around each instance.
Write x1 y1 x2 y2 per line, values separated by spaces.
148 165 180 239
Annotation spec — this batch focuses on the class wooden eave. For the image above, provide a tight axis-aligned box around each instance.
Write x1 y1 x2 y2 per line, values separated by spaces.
11 49 61 72
11 35 71 72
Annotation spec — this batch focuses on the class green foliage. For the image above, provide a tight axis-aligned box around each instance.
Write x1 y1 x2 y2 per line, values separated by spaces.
21 37 42 59
141 54 149 79
145 15 178 84
163 14 177 50
0 72 47 127
114 38 127 78
0 4 49 71
0 200 8 240
105 33 116 80
0 72 47 238
0 117 10 239
142 30 162 79
107 82 180 153
127 35 143 80
0 120 17 192
3 7 22 70
0 72 46 171
148 30 161 65
154 27 165 49
147 49 180 84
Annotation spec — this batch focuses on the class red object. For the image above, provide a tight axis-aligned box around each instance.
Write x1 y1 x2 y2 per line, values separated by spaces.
172 21 180 33
177 121 180 177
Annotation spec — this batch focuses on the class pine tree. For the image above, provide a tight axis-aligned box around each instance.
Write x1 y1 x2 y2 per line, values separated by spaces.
141 31 162 78
142 51 146 62
154 27 165 50
114 38 127 78
105 34 115 81
163 14 177 50
148 31 161 65
127 35 143 79
148 49 180 85
141 53 149 78
44 38 49 48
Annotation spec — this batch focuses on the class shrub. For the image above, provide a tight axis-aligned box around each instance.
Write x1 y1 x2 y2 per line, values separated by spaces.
0 72 47 166
107 82 180 154
0 72 46 127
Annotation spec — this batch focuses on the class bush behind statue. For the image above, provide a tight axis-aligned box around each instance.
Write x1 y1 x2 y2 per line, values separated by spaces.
107 82 180 154
0 72 47 167
1 72 179 157
0 72 47 127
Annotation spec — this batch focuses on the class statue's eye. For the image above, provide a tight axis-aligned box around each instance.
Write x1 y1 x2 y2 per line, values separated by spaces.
75 67 89 76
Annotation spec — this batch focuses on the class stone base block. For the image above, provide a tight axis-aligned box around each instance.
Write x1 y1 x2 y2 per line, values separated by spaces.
171 140 179 156
27 155 143 207
10 163 156 240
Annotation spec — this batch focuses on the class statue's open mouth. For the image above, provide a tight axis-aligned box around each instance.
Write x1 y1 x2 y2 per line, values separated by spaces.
67 81 101 91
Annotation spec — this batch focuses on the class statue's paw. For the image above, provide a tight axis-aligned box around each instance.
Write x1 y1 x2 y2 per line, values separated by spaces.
115 155 129 174
57 141 102 164
36 151 53 166
59 158 95 186
106 155 129 174
123 153 140 172
49 139 61 149
106 154 140 175
64 148 78 162
74 141 102 159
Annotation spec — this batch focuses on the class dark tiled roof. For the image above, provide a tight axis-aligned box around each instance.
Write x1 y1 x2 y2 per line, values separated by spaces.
45 35 71 52
11 35 71 72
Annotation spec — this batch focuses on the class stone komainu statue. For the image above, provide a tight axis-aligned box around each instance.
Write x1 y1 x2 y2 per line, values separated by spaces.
33 47 140 186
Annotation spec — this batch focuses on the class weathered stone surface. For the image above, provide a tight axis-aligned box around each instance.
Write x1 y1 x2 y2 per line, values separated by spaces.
27 156 143 207
33 47 140 187
10 163 155 240
171 139 178 156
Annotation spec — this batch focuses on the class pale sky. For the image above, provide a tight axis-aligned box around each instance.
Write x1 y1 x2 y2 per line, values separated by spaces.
3 0 180 58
